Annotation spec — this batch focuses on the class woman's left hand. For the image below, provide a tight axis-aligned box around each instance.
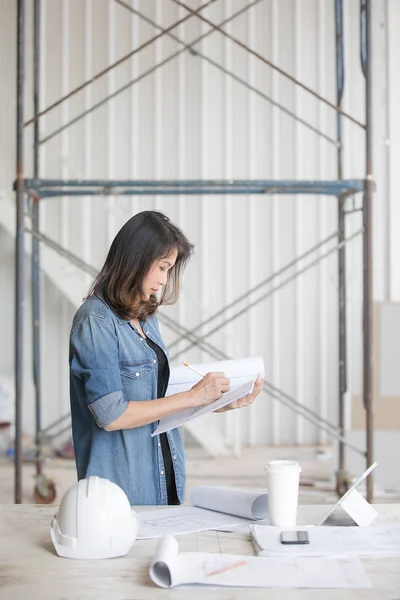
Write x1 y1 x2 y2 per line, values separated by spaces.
214 374 264 413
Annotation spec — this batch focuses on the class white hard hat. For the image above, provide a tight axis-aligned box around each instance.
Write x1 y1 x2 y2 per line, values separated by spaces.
50 476 139 559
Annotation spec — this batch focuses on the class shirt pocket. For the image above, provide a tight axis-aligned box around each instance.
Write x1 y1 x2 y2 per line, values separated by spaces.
120 360 154 401
120 360 153 380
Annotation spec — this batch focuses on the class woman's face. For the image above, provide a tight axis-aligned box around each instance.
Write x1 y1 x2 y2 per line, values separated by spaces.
142 247 178 300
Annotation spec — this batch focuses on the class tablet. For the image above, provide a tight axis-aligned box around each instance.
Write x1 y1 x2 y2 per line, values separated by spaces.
316 462 378 526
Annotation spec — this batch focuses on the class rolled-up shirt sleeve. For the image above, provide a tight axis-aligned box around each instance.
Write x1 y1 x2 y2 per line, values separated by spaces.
70 314 128 428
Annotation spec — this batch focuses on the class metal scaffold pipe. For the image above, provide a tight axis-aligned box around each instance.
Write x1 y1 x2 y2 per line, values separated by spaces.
15 0 25 505
362 0 374 504
335 0 349 495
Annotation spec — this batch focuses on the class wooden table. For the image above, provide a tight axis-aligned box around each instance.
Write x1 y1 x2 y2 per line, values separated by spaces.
1 503 400 599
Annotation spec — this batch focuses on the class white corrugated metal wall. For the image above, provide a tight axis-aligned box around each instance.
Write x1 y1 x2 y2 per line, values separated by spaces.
0 0 397 449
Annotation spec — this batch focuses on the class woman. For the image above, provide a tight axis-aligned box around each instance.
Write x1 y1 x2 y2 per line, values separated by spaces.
69 211 263 505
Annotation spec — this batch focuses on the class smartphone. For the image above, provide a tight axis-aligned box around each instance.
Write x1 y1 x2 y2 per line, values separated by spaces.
280 530 309 545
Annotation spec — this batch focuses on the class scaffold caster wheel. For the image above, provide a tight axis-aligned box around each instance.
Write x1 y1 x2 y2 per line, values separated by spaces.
33 475 56 504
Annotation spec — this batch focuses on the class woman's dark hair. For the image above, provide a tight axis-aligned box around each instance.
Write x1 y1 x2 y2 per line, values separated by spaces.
88 211 194 320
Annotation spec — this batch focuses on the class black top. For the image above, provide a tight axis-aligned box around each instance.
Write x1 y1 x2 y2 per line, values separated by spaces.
145 337 179 505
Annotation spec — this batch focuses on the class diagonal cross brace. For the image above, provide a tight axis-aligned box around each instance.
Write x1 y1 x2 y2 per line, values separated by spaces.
24 0 219 127
37 0 264 144
113 0 338 147
171 0 365 129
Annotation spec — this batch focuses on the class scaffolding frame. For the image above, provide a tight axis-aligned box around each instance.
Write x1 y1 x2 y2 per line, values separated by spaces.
14 0 374 503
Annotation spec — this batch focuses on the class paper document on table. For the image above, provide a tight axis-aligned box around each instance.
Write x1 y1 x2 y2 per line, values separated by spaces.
149 535 370 589
152 378 256 436
137 506 256 539
138 486 268 538
250 523 400 557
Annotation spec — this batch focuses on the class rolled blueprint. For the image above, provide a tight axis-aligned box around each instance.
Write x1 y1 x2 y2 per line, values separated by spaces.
191 485 268 520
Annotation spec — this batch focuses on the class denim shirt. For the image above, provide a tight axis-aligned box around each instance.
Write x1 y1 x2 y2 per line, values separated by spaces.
69 294 186 505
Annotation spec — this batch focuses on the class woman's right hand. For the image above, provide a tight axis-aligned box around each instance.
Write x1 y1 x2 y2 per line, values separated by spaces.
189 372 230 407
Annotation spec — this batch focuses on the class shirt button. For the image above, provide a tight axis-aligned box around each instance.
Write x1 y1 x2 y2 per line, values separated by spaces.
158 442 161 447
160 470 164 475
153 359 156 364
135 372 139 377
172 455 177 460
140 337 144 341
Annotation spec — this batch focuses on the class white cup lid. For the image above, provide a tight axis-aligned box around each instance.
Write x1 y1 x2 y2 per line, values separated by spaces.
265 460 301 473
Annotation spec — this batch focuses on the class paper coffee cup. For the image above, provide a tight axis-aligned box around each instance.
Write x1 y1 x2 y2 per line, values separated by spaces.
265 460 301 527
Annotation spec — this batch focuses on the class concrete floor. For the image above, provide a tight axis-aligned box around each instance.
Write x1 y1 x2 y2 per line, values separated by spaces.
0 445 398 505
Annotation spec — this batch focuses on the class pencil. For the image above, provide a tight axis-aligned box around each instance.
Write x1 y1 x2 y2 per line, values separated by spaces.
182 361 206 378
207 560 248 577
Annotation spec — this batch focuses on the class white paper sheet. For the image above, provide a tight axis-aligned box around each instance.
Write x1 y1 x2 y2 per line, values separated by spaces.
149 535 370 589
250 523 400 557
152 378 256 436
191 486 268 520
165 356 265 396
137 506 255 539
152 356 264 435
